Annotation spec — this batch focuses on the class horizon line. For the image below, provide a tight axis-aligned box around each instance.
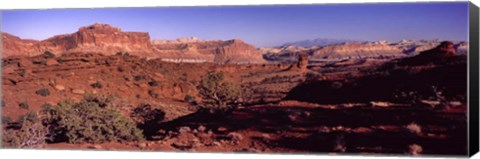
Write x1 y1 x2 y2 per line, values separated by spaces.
1 22 468 49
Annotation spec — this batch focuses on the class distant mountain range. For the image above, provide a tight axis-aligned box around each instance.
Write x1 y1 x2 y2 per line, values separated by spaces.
280 38 360 47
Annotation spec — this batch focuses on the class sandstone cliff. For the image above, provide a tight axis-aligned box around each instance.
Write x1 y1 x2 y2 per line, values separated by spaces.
152 38 264 64
2 23 265 64
311 42 403 59
2 23 156 57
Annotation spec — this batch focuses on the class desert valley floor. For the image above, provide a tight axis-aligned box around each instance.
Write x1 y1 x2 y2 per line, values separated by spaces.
1 50 468 156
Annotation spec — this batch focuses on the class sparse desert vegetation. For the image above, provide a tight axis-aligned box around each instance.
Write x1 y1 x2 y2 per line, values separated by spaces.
41 94 144 144
2 111 46 148
197 71 241 111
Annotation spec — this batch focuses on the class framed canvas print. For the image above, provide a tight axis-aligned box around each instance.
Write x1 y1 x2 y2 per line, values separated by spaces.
1 0 479 158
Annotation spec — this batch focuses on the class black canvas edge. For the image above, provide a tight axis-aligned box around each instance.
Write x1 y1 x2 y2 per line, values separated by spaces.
469 1 480 157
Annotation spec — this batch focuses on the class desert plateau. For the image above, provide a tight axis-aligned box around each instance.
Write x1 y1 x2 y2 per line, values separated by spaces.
0 22 469 156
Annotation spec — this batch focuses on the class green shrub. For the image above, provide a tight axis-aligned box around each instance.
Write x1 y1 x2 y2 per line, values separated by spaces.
41 103 53 109
41 95 143 144
306 72 322 79
134 75 144 81
43 51 56 58
2 111 46 148
117 66 125 72
90 81 103 89
184 95 197 105
83 93 114 108
35 88 50 96
148 90 158 98
19 69 27 77
180 73 188 82
33 60 47 65
18 111 39 124
148 80 158 87
2 119 47 148
197 71 241 111
116 52 129 56
19 102 29 110
2 116 12 124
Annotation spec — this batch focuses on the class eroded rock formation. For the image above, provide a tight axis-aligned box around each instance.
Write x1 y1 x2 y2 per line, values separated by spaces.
287 53 309 72
2 23 265 64
152 39 264 64
2 23 156 57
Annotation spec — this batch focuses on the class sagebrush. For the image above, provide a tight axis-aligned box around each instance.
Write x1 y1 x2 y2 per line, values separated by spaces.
41 94 144 144
2 111 47 148
197 71 241 111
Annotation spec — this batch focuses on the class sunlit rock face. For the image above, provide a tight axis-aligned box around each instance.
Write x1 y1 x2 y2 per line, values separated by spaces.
2 23 156 58
2 23 265 64
153 39 265 64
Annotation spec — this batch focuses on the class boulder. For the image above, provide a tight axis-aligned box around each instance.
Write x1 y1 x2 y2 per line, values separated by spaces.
197 125 207 132
179 126 192 133
72 89 85 95
217 127 228 132
54 85 66 91
138 143 148 148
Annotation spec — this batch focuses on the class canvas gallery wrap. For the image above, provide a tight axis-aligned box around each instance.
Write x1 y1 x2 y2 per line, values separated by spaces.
0 1 479 157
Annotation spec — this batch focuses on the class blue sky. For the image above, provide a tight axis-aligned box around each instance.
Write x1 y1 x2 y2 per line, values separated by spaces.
1 2 469 47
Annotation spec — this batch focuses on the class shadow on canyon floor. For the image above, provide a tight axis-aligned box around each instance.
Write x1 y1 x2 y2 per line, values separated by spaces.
142 104 466 155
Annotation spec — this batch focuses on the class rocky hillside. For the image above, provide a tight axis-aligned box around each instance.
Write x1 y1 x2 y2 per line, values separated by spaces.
2 33 39 57
1 24 265 64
